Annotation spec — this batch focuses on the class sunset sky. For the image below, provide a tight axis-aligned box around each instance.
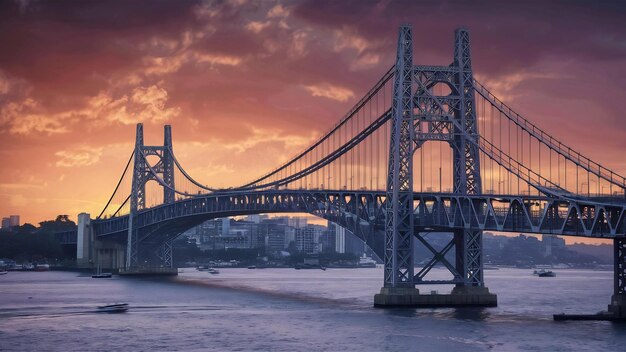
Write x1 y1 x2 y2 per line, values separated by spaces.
1 0 626 243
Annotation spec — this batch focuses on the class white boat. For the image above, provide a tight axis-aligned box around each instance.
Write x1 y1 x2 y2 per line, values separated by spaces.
207 268 220 274
35 264 50 271
357 255 377 268
0 270 8 276
97 303 128 313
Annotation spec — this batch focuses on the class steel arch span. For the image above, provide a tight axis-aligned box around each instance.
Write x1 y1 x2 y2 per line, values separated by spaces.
94 190 626 241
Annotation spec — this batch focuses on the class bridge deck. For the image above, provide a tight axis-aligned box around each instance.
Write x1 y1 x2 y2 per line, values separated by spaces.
92 190 626 240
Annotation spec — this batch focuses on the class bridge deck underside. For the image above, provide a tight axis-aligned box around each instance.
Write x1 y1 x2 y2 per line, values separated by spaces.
94 191 626 244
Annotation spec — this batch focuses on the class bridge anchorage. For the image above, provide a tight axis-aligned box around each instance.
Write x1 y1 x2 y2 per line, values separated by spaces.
75 24 626 318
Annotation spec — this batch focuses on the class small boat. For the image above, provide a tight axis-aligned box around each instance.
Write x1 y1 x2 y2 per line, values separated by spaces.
207 268 220 274
92 272 112 278
295 263 326 270
248 265 257 269
35 264 50 271
97 303 129 313
534 269 556 277
0 270 8 276
92 264 112 278
357 255 377 268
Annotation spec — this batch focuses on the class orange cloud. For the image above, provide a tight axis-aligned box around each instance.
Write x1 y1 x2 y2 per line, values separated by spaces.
55 146 104 168
304 83 355 102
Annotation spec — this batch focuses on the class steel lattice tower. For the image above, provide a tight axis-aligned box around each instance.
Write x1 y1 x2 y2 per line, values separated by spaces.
126 124 176 269
384 24 415 288
452 28 484 288
384 26 486 291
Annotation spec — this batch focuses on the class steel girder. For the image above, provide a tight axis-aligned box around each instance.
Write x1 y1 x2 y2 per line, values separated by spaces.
385 24 415 288
95 191 626 239
92 190 626 271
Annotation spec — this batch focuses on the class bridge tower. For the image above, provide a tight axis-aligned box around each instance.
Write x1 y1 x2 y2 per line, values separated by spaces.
125 123 176 270
375 25 496 307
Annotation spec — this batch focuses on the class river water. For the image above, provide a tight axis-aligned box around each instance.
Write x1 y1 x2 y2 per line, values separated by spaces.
0 267 624 351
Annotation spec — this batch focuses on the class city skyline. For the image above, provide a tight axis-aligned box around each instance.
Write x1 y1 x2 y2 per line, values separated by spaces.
1 0 626 240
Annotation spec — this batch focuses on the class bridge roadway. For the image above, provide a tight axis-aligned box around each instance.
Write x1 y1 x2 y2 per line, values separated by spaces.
93 189 626 256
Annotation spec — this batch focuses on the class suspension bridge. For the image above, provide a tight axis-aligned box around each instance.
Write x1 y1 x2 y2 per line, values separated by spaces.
72 25 626 316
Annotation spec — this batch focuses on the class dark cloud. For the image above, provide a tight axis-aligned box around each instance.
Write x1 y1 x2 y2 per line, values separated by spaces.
293 0 626 75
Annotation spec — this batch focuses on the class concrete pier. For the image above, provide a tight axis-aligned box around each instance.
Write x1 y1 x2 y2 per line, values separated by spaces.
608 295 626 318
553 294 626 322
76 213 93 268
76 212 126 271
374 286 497 308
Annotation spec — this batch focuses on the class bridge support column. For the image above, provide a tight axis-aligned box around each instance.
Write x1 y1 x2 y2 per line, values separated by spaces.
76 213 93 268
375 24 418 306
94 239 126 272
608 237 626 318
157 238 173 268
448 230 497 304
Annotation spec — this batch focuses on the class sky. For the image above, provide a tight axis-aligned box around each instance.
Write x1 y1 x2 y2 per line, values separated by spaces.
1 0 625 244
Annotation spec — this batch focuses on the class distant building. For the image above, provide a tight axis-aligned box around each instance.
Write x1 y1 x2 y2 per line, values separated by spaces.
9 215 19 227
542 234 566 256
288 217 308 229
183 215 362 255
1 217 10 230
326 222 364 256
319 228 335 253
266 230 287 252
345 230 366 256
328 222 346 253
263 219 291 252
295 225 324 253
246 214 268 224
221 218 230 236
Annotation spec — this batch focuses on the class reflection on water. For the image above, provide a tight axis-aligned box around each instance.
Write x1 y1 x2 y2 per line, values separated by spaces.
0 268 624 351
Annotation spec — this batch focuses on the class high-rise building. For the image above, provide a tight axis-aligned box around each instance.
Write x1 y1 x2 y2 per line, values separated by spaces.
246 214 268 224
344 230 366 256
266 230 287 252
221 218 230 236
335 224 346 254
1 217 10 230
9 215 19 227
319 228 336 253
264 220 290 253
295 225 324 253
288 217 308 229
